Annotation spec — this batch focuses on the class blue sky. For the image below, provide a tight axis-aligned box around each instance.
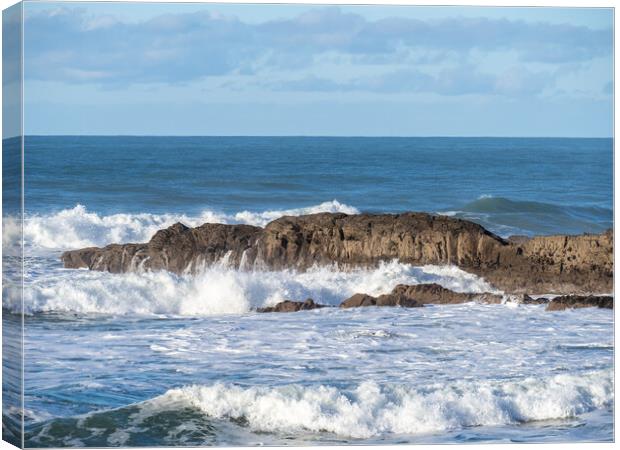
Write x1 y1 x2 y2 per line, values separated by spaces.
20 2 613 136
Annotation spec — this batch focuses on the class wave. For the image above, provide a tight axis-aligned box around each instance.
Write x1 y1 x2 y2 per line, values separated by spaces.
25 369 613 446
147 369 613 438
4 200 359 254
440 195 612 237
12 261 497 316
461 196 610 216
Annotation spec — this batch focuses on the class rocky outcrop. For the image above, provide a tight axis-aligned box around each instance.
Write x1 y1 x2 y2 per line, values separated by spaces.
256 298 326 313
546 295 613 311
61 222 262 274
61 212 613 295
340 283 501 308
481 230 613 295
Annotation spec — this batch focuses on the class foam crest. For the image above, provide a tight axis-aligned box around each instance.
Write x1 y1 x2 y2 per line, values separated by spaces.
13 200 359 253
15 261 496 316
139 369 613 438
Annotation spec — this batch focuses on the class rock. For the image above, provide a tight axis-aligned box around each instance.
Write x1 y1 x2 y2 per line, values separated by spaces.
505 293 548 305
520 294 548 305
482 229 613 295
340 292 422 308
390 283 502 305
340 283 500 308
546 295 613 311
506 235 531 245
61 212 613 295
61 222 262 273
256 298 325 313
339 293 378 308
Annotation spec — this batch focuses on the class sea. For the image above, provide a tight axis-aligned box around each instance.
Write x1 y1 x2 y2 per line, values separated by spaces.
2 136 614 446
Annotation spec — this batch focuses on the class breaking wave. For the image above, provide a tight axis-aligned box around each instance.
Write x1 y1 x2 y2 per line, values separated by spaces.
148 369 613 438
26 369 613 446
14 261 497 316
4 200 359 254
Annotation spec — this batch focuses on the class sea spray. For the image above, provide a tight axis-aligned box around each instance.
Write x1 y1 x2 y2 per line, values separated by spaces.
14 261 497 316
8 200 359 255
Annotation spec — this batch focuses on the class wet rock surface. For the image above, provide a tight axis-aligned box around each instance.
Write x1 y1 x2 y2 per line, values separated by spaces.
546 295 613 311
340 292 422 308
389 283 503 305
339 283 501 308
61 212 613 295
256 298 326 313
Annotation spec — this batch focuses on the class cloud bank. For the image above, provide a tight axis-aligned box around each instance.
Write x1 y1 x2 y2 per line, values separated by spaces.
24 7 612 97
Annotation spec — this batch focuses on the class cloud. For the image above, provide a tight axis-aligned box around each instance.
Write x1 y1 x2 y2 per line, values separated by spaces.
24 6 612 89
266 65 554 97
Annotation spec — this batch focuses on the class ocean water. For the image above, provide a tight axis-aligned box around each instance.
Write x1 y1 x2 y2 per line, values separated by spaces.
2 136 614 446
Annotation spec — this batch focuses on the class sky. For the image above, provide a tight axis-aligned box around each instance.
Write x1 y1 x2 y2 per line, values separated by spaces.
13 2 615 136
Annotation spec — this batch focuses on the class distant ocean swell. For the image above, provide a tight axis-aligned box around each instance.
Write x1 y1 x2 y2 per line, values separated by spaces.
440 195 612 237
26 368 613 447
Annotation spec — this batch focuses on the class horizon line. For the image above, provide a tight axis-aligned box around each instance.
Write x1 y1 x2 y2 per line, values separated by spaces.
8 134 614 139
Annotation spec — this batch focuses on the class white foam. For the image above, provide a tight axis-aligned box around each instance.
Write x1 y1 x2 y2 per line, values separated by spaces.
11 200 359 254
137 369 613 439
15 261 497 316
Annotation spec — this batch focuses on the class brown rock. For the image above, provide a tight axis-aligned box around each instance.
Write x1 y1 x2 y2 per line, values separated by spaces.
340 283 500 308
340 292 422 308
546 295 613 311
256 298 325 313
61 212 613 295
61 222 262 273
339 293 378 308
390 283 503 305
516 294 548 305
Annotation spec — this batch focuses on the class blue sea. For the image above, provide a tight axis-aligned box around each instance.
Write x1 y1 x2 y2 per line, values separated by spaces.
2 136 614 446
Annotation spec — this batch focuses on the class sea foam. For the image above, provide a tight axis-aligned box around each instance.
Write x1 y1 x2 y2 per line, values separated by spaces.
6 200 359 254
16 261 497 316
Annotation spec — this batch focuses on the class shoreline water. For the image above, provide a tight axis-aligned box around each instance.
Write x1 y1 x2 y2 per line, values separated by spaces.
4 136 614 445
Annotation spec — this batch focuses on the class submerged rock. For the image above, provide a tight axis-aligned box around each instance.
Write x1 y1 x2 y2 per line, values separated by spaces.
61 212 613 295
546 295 613 311
256 298 326 313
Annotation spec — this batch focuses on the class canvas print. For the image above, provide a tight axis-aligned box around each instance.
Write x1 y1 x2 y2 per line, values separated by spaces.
2 1 614 447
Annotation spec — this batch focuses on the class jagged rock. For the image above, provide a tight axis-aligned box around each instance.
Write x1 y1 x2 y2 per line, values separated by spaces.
61 222 262 274
339 293 377 308
546 295 613 311
256 298 325 313
518 294 548 305
390 283 503 304
340 292 422 308
504 293 548 305
340 283 500 308
61 212 613 295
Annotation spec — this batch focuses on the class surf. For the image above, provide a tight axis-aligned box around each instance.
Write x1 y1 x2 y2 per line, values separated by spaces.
12 260 496 316
24 369 613 447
